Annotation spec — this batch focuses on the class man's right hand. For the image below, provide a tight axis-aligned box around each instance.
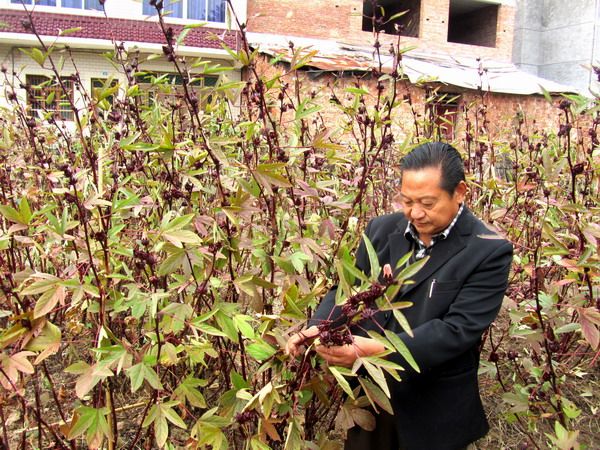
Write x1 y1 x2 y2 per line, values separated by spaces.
284 325 319 356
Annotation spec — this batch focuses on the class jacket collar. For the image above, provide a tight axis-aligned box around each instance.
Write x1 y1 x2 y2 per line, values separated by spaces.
388 208 474 294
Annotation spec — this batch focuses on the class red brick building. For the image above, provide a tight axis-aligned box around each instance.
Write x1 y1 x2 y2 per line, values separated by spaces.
244 0 580 141
248 0 515 61
0 0 581 140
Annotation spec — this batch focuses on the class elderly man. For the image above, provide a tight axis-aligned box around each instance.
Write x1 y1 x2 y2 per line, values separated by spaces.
286 142 513 449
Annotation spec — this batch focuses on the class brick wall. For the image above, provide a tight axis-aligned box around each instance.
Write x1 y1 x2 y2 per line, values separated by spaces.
248 54 570 147
247 0 516 62
448 5 498 48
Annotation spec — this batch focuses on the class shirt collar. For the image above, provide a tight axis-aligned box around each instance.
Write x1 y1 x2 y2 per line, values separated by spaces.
404 203 464 260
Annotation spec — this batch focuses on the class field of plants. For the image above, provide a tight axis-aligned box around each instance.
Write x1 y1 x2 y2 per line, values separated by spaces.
0 3 598 449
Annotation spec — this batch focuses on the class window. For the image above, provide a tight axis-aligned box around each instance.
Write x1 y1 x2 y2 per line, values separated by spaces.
11 0 103 10
447 0 499 47
362 0 420 37
91 78 119 108
136 73 219 108
143 0 226 23
26 75 74 120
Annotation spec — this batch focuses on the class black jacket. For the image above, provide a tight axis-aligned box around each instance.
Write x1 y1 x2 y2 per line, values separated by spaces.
312 209 513 449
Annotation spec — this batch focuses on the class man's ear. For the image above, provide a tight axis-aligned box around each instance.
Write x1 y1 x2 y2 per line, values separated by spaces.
454 181 467 203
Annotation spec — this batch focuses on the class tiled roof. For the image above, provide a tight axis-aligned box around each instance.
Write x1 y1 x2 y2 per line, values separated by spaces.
0 9 240 51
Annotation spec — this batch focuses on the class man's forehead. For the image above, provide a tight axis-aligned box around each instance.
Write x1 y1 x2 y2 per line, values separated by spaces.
399 191 440 201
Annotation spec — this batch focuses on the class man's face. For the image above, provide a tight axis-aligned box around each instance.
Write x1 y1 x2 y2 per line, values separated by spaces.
399 167 466 243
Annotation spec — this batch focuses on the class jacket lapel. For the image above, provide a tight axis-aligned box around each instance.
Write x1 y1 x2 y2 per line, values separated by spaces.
390 209 474 295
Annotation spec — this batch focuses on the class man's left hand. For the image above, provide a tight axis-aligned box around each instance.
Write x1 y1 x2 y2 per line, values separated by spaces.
316 336 385 368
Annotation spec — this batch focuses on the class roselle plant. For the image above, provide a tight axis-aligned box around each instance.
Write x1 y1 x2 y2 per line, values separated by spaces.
0 1 598 448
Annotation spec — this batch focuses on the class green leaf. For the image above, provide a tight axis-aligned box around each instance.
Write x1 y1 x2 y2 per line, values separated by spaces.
255 164 292 188
290 252 311 273
384 330 419 372
359 377 394 414
33 284 66 319
19 198 32 224
25 321 61 364
539 84 553 103
329 366 355 399
231 370 250 389
295 98 322 120
390 308 412 337
157 248 187 276
233 315 255 339
68 406 112 448
59 27 83 36
343 87 369 95
189 321 228 337
21 274 62 295
161 302 193 333
396 255 429 282
0 205 25 225
162 230 202 248
215 310 238 343
161 401 188 428
361 359 390 398
340 259 369 284
246 341 278 361
127 362 163 393
30 48 47 67
362 233 380 279
161 213 195 232
283 416 304 450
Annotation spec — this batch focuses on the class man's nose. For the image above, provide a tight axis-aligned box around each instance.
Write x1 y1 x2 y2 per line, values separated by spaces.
411 205 425 219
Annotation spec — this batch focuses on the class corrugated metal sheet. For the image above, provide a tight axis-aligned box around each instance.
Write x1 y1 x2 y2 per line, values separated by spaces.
248 32 580 96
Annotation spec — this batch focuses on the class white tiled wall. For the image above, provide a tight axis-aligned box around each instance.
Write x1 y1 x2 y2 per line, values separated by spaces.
0 43 241 115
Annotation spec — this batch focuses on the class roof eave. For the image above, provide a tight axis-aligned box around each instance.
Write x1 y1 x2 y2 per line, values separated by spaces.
0 32 241 65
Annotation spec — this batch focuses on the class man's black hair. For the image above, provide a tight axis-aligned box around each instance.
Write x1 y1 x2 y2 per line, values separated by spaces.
401 142 465 195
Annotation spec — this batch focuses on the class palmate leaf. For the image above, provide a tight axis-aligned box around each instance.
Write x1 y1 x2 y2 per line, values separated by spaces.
284 417 304 450
33 284 66 319
25 321 61 364
143 401 187 448
174 376 207 408
0 351 34 391
65 361 113 399
233 314 255 339
127 362 163 393
246 340 278 361
20 274 67 319
0 205 26 225
192 408 231 448
68 406 112 449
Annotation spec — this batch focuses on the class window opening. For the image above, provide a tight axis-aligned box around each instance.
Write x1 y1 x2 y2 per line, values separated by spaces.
91 78 119 108
447 0 499 47
142 0 226 23
135 73 219 108
362 0 420 37
11 0 104 11
27 74 74 121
